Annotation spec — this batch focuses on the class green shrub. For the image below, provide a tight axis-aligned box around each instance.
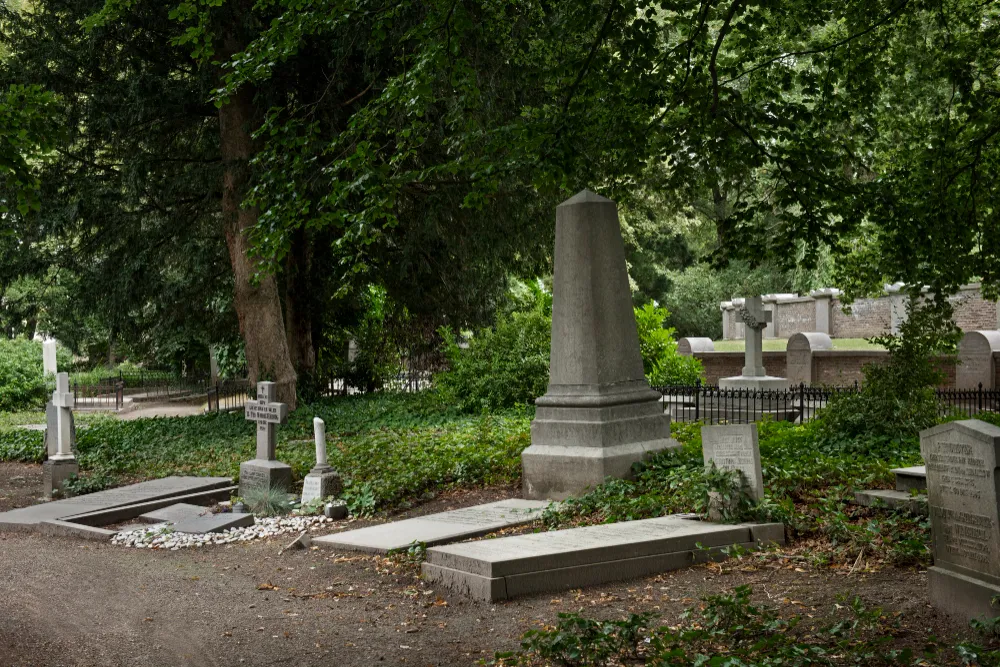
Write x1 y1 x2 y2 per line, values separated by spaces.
0 337 71 411
634 302 703 386
435 289 701 412
814 305 951 454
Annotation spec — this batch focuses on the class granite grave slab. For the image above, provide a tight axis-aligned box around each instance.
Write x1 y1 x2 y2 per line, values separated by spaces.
313 499 549 554
0 476 233 535
423 516 784 601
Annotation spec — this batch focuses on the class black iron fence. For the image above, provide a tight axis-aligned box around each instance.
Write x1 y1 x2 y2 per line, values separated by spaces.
317 370 433 398
656 381 1000 424
72 379 125 411
206 379 252 413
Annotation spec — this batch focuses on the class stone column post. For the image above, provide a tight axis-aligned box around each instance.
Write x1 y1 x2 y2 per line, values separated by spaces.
809 289 840 336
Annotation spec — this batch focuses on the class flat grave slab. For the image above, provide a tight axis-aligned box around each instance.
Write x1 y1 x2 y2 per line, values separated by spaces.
140 503 208 523
422 516 784 601
171 512 254 534
313 499 549 553
0 476 233 534
891 465 926 491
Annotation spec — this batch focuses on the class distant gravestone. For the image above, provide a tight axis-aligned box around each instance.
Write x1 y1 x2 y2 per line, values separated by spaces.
957 331 1000 390
786 332 833 386
43 372 78 498
678 338 714 356
239 382 292 497
42 340 58 377
301 417 342 504
922 420 1000 621
701 424 764 501
44 400 77 458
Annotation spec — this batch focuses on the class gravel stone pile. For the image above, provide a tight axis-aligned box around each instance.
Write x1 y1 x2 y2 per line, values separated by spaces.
112 515 337 550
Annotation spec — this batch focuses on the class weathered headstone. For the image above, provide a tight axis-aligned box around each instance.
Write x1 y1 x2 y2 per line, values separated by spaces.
701 424 764 501
301 417 342 504
42 340 58 377
786 332 833 386
239 381 292 497
521 190 679 500
43 372 78 498
922 420 1000 621
719 296 790 390
957 331 1000 390
678 337 714 356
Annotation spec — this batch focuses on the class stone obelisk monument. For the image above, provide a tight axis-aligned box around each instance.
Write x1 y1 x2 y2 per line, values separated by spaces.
521 190 679 500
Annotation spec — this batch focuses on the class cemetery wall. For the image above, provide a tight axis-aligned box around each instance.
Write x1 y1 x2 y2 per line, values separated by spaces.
722 283 997 340
774 299 815 338
692 349 961 387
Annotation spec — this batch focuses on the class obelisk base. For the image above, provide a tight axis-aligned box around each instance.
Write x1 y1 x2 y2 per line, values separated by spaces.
43 458 79 498
522 386 679 500
719 376 791 390
301 466 343 504
239 459 293 498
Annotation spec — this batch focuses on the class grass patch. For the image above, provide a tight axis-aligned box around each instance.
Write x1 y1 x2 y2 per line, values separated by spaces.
712 338 885 352
0 392 530 515
0 410 103 428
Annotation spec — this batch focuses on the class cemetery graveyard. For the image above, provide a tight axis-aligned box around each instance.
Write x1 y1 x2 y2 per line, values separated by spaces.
4 188 1000 665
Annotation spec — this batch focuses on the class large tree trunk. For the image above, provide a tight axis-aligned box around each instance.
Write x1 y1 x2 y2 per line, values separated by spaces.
218 32 297 409
284 225 316 377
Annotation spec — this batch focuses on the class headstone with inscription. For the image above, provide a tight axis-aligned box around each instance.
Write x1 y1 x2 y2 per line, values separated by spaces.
301 417 342 504
701 424 764 501
922 419 1000 621
43 372 78 498
239 381 293 497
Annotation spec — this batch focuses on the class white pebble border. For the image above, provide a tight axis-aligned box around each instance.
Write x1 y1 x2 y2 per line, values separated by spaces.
111 515 336 550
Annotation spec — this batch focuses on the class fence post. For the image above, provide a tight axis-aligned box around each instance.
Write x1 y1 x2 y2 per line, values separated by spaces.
799 382 805 423
980 382 984 414
694 379 700 422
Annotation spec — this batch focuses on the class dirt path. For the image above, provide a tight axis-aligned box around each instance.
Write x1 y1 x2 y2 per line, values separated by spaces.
0 465 977 667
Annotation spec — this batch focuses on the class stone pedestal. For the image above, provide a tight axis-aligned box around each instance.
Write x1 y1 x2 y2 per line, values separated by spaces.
43 458 79 497
718 376 791 390
301 466 343 504
521 190 678 501
239 459 293 497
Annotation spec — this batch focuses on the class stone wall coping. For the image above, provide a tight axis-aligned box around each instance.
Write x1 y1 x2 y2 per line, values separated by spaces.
811 349 888 358
761 293 798 303
809 288 841 298
774 296 814 304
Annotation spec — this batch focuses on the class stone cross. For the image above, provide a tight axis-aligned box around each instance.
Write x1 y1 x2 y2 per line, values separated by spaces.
50 372 75 460
739 296 771 378
245 382 288 461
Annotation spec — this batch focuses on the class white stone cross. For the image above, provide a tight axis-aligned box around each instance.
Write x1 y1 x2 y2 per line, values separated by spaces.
245 381 288 461
740 296 772 378
50 372 75 460
313 417 328 468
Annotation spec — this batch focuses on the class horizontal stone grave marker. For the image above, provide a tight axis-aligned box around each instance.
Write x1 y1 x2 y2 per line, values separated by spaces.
922 420 1000 621
701 424 764 501
0 476 233 536
423 516 784 601
313 499 549 554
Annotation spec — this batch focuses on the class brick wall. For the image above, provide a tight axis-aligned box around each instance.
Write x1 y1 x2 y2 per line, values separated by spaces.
952 288 999 331
696 352 786 385
774 299 815 338
830 297 891 339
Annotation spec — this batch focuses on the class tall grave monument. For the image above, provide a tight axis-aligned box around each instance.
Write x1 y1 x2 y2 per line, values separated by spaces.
521 190 679 500
240 381 292 497
43 372 78 497
719 296 790 390
922 419 1000 621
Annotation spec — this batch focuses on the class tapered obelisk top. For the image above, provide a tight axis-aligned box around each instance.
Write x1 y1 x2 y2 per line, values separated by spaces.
558 189 613 207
